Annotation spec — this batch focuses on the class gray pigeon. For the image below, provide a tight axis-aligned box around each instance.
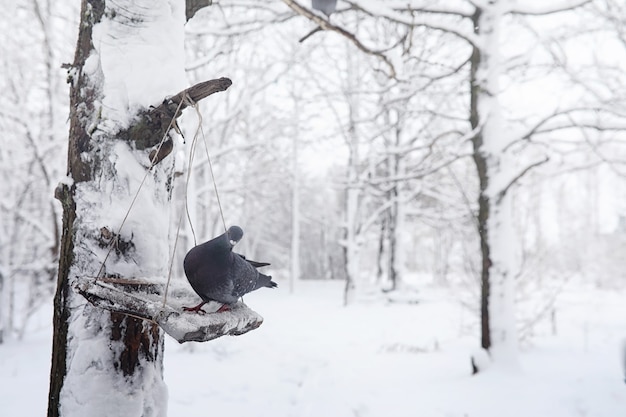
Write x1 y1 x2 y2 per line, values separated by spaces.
312 0 337 17
182 225 277 313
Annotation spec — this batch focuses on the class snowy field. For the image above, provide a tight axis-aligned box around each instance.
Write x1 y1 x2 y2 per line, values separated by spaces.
1 279 625 416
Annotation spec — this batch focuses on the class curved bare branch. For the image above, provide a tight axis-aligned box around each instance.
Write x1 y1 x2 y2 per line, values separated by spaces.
280 0 397 78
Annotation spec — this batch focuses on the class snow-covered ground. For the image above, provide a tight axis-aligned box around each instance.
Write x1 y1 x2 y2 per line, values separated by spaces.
1 279 625 416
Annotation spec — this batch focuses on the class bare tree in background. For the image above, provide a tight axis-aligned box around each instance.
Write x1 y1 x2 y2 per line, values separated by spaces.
0 0 75 343
283 0 623 368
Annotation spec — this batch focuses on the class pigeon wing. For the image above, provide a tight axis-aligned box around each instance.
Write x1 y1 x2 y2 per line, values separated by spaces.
235 253 270 268
230 255 262 298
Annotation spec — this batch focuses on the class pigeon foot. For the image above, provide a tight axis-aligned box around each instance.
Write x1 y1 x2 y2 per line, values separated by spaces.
183 302 208 314
215 304 231 313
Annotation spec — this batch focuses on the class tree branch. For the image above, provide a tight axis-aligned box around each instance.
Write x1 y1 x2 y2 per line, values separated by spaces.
120 77 232 159
510 0 591 16
167 77 233 109
346 0 480 48
507 106 626 152
496 156 550 202
280 0 397 78
352 0 473 18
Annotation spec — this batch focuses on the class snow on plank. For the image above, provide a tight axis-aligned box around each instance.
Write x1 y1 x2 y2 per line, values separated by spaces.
75 277 263 343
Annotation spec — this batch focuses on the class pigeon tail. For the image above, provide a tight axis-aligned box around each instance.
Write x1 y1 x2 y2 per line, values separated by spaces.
248 260 271 268
257 273 277 290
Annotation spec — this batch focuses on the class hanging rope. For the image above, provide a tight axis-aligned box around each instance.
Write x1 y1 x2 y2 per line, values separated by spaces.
162 207 186 309
162 96 204 308
183 107 202 247
200 121 228 235
161 98 227 309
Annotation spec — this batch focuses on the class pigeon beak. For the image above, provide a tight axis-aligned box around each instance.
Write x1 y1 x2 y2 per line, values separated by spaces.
229 239 237 246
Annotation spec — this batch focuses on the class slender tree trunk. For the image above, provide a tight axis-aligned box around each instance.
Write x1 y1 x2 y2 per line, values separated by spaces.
387 140 405 291
32 0 62 270
470 1 519 366
376 218 386 284
342 39 362 306
343 160 360 306
387 187 399 290
290 93 301 293
0 270 3 344
470 7 492 353
343 105 360 304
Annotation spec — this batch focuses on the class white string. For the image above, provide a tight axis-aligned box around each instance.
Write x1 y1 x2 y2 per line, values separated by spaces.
162 99 204 308
184 114 202 247
162 208 186 309
199 122 228 235
162 103 228 308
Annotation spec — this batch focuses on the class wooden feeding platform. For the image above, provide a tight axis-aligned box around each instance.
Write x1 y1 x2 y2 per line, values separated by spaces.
75 276 263 343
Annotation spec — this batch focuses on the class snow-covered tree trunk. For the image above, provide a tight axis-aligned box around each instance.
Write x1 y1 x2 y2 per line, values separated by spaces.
470 1 519 366
343 199 360 304
343 140 360 306
387 129 407 291
0 269 4 344
48 1 202 415
343 98 361 305
379 159 404 292
290 126 301 293
342 41 362 306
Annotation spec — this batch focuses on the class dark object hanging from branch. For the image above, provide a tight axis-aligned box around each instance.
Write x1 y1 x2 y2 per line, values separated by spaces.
312 0 337 17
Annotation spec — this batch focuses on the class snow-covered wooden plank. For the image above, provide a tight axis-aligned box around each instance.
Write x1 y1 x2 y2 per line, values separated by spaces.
75 277 263 343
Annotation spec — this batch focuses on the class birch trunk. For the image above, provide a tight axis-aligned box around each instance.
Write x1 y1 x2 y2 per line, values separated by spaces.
343 154 360 306
48 1 191 415
290 131 301 293
470 1 519 367
342 40 362 306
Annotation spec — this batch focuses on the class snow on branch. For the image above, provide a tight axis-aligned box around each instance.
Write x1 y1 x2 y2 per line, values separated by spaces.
508 107 626 151
495 156 550 203
75 277 263 343
349 0 473 18
119 77 232 163
509 0 591 16
280 0 397 78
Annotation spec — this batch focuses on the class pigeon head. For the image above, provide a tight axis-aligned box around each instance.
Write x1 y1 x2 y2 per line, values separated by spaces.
227 226 244 246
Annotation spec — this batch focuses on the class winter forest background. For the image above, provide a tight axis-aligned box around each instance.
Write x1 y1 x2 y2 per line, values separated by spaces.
1 0 626 416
